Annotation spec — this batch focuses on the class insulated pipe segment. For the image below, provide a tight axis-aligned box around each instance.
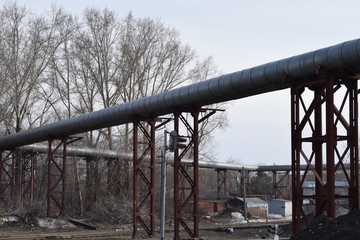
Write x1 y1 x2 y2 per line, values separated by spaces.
1 39 360 149
20 144 350 172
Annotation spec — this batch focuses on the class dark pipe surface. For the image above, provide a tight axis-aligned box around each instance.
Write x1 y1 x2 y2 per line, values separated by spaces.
1 39 360 149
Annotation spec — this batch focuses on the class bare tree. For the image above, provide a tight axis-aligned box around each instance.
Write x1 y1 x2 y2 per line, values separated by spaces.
0 3 74 201
0 3 228 210
116 13 197 152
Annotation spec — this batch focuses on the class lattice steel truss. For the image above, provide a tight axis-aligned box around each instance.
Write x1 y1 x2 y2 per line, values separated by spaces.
173 111 200 240
132 120 156 238
272 171 290 200
21 151 37 205
0 151 14 203
291 77 359 233
47 138 68 216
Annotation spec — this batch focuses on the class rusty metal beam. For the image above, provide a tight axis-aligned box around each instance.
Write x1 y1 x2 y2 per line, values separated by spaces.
47 138 68 217
132 120 156 238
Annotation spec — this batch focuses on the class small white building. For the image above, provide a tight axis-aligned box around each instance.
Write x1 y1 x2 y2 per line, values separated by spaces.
267 199 292 217
228 197 268 218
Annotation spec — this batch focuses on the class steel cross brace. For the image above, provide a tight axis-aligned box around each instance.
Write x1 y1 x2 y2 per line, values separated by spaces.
291 77 359 233
132 120 156 238
47 138 68 216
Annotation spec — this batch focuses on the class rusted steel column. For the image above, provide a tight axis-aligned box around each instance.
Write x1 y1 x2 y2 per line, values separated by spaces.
272 171 277 199
325 78 336 219
62 140 67 216
47 138 67 216
291 84 302 234
132 124 139 238
246 173 250 193
173 113 181 240
216 169 227 200
285 171 291 200
21 151 37 206
150 120 156 236
348 80 359 210
313 86 325 216
291 77 359 233
132 120 156 238
193 111 199 237
173 110 200 240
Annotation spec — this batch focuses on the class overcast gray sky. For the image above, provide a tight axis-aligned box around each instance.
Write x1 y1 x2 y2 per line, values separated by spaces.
10 0 360 165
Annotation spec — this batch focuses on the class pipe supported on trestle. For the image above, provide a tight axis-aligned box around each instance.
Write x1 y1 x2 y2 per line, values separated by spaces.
290 78 359 233
1 39 360 149
20 143 351 172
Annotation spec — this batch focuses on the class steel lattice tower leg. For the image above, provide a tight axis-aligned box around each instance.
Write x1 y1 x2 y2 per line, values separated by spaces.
21 151 37 206
273 171 290 200
291 77 359 233
173 111 199 240
132 120 156 238
47 138 68 216
0 151 15 204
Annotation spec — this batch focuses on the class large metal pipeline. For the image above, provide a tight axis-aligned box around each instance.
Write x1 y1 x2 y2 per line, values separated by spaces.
20 143 349 172
1 39 360 149
20 143 258 170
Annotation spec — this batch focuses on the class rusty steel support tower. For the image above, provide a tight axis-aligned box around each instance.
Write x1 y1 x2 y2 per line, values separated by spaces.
272 170 291 200
291 77 359 233
132 120 156 238
47 138 68 216
0 151 15 203
216 169 227 200
85 157 100 211
21 151 37 206
239 169 250 196
173 111 199 240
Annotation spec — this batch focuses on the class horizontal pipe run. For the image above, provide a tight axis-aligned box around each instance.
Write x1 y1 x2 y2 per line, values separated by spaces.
19 144 349 172
1 39 360 149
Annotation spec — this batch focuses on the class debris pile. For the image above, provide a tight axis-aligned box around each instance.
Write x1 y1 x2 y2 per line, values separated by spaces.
85 199 132 225
290 210 360 240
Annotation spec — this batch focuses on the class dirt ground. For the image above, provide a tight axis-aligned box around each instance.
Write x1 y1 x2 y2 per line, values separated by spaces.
0 216 290 240
2 210 360 239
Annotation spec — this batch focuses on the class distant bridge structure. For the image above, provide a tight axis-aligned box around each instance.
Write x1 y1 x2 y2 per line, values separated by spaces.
0 39 360 238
